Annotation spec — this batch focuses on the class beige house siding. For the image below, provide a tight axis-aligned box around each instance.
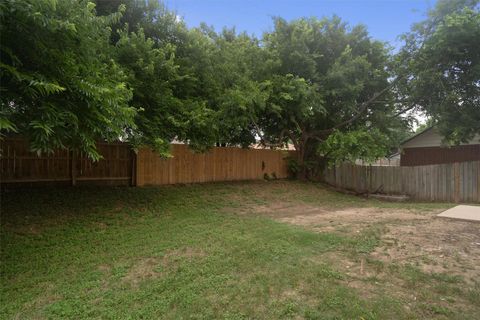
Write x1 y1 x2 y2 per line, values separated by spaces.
402 127 480 149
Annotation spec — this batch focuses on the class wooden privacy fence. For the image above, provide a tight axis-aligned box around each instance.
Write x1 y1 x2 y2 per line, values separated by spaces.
136 144 292 186
1 138 293 186
0 137 134 185
323 161 480 203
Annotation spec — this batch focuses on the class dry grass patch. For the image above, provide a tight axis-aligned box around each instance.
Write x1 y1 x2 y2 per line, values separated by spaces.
122 247 207 287
247 198 479 284
243 195 480 316
371 217 480 284
162 247 207 263
122 257 162 287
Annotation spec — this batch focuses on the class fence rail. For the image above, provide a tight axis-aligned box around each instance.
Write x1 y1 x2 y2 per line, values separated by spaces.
323 161 480 203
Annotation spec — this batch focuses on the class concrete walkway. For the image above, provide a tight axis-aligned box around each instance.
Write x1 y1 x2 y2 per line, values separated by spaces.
437 205 480 222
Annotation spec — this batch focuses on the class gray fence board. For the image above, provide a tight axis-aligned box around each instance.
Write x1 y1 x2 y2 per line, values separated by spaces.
323 161 480 203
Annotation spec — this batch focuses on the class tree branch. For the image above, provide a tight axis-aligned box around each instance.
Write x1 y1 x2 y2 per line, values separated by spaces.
250 116 290 148
391 102 418 118
315 76 403 136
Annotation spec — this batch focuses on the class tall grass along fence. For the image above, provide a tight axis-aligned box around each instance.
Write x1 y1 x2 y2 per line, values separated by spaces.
1 137 292 186
323 161 480 203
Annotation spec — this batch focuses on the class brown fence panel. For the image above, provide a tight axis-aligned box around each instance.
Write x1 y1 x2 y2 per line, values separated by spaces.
136 144 293 186
3 138 293 187
1 138 133 185
323 161 480 203
76 143 133 184
1 137 71 183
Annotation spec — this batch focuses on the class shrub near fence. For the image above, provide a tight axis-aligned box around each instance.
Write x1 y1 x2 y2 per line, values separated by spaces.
323 161 480 203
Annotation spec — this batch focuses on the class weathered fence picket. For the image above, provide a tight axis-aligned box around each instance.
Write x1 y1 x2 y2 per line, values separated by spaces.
322 161 480 203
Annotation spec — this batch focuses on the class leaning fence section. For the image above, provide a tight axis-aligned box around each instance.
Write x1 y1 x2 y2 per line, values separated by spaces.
323 161 480 203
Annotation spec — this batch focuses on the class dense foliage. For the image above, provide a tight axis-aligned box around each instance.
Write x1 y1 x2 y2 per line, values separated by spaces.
0 0 135 159
395 0 480 144
258 17 403 174
1 0 478 175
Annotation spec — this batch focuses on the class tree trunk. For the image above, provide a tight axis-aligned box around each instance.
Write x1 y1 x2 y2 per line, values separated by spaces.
295 134 326 181
296 140 308 180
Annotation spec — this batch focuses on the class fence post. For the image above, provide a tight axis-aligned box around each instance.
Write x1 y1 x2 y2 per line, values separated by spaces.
130 150 136 186
71 150 77 186
135 148 145 187
454 162 460 203
477 161 480 203
368 165 372 193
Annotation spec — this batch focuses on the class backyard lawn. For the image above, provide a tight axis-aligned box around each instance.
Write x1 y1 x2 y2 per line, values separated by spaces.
1 181 479 319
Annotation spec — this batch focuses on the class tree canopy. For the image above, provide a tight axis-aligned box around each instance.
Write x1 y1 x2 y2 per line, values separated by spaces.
0 0 135 159
1 0 478 175
395 0 480 144
256 17 404 174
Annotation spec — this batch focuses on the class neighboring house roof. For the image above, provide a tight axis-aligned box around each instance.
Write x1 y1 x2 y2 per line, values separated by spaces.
400 126 435 147
400 126 480 149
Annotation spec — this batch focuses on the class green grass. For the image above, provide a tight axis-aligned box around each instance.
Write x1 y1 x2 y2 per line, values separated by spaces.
1 181 477 319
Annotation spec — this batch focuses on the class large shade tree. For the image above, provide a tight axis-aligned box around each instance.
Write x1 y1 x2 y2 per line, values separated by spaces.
98 1 268 151
395 0 480 144
255 17 408 177
176 26 272 147
115 27 216 155
96 0 217 155
0 0 135 159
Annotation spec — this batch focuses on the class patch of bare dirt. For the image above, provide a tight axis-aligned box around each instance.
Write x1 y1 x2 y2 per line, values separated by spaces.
252 202 427 233
279 206 428 233
98 264 111 273
371 218 480 283
250 201 480 284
